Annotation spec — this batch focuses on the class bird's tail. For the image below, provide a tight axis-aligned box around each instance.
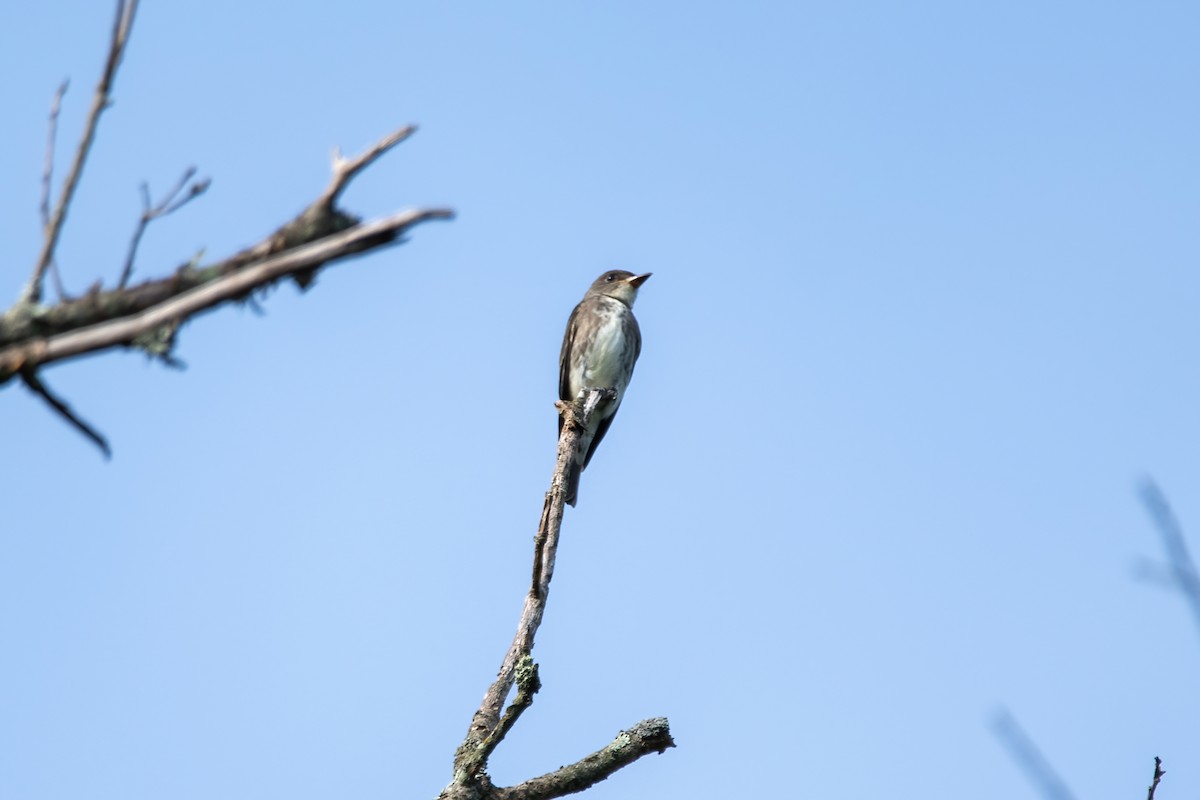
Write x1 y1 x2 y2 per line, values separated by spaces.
564 461 581 507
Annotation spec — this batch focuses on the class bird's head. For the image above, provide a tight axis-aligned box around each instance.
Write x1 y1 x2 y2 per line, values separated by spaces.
587 270 652 307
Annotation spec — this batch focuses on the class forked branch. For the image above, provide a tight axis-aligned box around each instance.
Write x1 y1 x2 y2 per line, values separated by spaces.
118 167 211 288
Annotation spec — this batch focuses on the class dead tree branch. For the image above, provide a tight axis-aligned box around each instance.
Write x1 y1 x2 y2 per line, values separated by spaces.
445 389 673 800
22 0 139 306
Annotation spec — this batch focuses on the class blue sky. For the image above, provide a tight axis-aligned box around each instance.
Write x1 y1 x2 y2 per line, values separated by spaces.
2 2 1198 798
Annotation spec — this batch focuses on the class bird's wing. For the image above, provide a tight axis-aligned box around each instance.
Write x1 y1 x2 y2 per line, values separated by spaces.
628 309 642 365
557 302 582 435
582 408 616 470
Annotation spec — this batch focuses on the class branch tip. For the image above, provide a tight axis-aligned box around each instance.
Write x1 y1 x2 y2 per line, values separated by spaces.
1146 756 1164 800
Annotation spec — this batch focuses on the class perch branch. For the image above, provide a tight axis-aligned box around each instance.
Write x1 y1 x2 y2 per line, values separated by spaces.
495 718 675 800
22 0 139 306
118 166 211 288
452 393 594 783
448 389 672 799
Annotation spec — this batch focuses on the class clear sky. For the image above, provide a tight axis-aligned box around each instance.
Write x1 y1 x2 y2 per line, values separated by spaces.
2 2 1197 798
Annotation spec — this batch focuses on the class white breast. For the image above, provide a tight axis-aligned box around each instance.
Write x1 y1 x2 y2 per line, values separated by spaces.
569 300 632 404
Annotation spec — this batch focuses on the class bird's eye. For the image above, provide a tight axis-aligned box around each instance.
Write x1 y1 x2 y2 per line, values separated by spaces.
605 274 615 282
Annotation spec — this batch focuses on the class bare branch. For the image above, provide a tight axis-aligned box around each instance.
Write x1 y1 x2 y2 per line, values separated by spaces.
494 718 675 800
0 207 452 382
118 167 210 288
1146 756 1164 800
22 0 140 306
990 708 1076 800
1138 479 1200 637
20 369 111 458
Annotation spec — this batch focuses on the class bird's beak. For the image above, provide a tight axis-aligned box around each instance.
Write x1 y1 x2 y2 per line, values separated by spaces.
627 273 652 288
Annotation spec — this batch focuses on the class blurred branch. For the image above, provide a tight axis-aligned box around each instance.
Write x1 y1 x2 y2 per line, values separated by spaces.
21 0 139 306
20 369 111 458
1138 479 1200 637
991 708 1076 800
6 5 454 455
0 205 451 384
446 389 673 798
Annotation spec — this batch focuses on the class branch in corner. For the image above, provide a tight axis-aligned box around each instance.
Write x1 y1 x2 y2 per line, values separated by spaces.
8 1 452 455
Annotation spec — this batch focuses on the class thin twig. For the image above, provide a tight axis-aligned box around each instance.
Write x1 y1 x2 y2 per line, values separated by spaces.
1146 756 1164 800
40 80 69 232
118 167 210 288
47 262 68 304
21 0 139 306
20 369 111 458
1139 479 1200 638
40 82 72 303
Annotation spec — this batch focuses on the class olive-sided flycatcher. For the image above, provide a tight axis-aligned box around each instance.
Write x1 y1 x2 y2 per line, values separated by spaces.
558 270 652 506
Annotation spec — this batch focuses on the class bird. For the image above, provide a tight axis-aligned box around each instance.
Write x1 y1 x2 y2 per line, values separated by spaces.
558 269 652 506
